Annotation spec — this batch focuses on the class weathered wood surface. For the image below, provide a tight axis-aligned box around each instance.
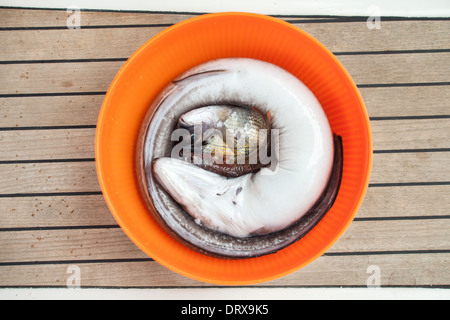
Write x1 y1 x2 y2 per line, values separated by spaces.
0 8 449 288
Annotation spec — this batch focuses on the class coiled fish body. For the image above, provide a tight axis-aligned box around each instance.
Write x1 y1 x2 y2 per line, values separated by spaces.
178 105 272 177
150 58 334 238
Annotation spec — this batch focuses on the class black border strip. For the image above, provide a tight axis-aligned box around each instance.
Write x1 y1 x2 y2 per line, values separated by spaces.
0 92 107 98
373 148 450 154
1 284 449 289
0 225 120 232
0 192 103 198
0 258 153 267
0 6 204 15
0 158 96 165
354 216 450 221
370 181 450 187
370 115 450 120
324 249 450 256
334 49 450 55
0 58 128 64
285 16 450 23
0 24 173 31
358 82 450 88
0 183 447 199
0 125 96 131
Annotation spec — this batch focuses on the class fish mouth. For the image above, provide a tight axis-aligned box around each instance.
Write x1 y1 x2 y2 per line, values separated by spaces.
178 117 195 134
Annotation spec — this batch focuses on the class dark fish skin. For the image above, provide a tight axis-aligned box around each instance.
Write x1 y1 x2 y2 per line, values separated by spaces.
148 134 344 259
192 156 264 178
178 106 272 177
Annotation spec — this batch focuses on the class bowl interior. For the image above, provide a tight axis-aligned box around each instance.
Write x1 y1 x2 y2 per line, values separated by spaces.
96 12 372 285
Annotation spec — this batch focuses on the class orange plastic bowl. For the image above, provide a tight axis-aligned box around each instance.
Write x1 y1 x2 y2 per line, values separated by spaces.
96 12 373 285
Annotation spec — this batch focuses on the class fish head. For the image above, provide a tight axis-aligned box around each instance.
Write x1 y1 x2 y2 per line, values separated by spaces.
152 157 255 237
178 106 218 131
178 106 230 144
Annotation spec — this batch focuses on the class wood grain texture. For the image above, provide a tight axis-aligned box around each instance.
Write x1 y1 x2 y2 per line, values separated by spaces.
0 8 449 289
359 185 450 218
0 162 99 194
371 119 450 150
359 86 450 118
0 195 115 229
0 96 103 127
371 152 450 184
1 19 449 61
1 53 449 96
0 129 95 161
0 8 194 28
0 253 448 287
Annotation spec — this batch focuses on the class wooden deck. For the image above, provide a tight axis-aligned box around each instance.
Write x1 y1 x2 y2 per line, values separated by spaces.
0 8 449 289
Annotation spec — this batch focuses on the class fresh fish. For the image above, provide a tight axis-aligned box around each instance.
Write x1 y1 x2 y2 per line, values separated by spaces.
150 58 335 238
177 105 272 177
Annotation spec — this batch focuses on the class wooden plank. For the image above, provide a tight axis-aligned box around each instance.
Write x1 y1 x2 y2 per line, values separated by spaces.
371 152 450 184
0 228 146 264
371 119 450 151
295 20 450 53
278 252 450 287
1 21 449 61
0 128 95 161
0 61 123 95
0 253 449 287
359 86 450 118
0 162 100 194
0 195 116 229
359 185 450 218
0 8 194 28
0 219 448 264
1 54 448 96
1 87 448 129
0 95 103 127
337 52 450 85
329 219 450 253
0 28 163 61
